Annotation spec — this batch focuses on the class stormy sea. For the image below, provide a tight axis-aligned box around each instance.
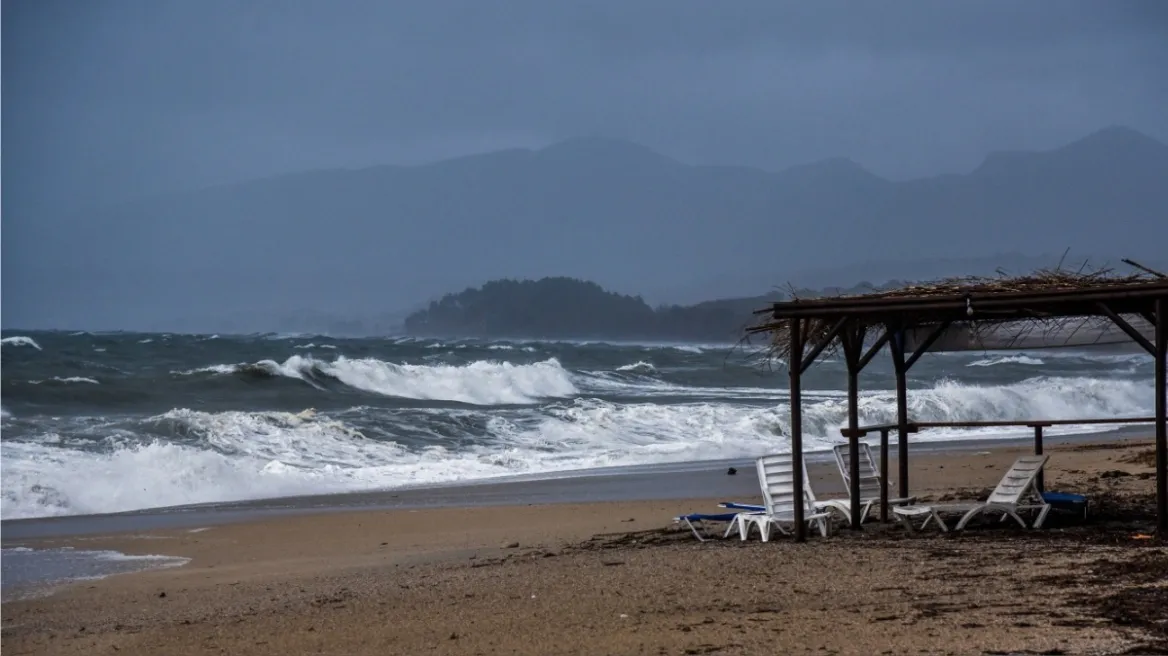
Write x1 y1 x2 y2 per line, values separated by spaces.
0 331 1156 520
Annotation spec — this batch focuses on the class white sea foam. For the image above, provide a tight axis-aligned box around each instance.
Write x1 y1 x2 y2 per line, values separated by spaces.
0 403 792 518
940 349 1150 364
1 547 188 598
30 377 100 385
1 336 42 350
174 363 242 375
138 338 154 344
1 410 378 518
616 361 657 374
967 355 1045 367
0 375 1152 519
577 371 789 400
93 551 190 564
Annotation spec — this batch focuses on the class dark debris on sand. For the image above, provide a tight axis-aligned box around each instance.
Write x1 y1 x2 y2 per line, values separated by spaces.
563 491 1168 653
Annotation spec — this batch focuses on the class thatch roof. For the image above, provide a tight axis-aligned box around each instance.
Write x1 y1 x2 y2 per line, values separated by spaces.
748 266 1168 363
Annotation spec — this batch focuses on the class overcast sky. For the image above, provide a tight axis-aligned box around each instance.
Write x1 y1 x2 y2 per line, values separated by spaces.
4 0 1167 219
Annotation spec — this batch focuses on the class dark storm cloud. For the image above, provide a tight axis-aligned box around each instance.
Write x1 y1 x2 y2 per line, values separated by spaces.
2 1 1167 331
4 0 1166 217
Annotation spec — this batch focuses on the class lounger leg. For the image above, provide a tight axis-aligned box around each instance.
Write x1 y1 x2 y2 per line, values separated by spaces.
956 507 988 531
1033 505 1051 529
896 513 916 533
815 518 829 538
860 501 875 523
723 519 740 539
684 518 706 541
920 510 948 532
737 515 750 541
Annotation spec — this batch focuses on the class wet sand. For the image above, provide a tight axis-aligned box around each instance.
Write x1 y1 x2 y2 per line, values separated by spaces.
3 438 1165 655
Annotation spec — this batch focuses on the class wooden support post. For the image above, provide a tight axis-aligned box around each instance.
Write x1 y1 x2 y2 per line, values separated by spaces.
890 328 911 500
1155 297 1167 537
789 319 807 543
1033 425 1045 492
841 324 866 531
879 427 890 523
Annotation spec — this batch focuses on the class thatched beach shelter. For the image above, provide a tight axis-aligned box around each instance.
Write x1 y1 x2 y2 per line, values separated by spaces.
748 268 1168 541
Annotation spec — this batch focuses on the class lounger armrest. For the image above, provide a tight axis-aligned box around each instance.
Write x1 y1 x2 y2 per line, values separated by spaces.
1013 503 1051 511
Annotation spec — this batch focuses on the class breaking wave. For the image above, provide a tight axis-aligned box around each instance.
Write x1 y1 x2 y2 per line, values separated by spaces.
615 361 657 374
1 374 1152 519
2 330 1155 520
175 356 578 405
967 355 1045 367
1 336 42 350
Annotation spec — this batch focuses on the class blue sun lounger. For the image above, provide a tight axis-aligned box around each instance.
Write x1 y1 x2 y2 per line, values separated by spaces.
719 501 764 512
673 511 746 541
1041 491 1089 520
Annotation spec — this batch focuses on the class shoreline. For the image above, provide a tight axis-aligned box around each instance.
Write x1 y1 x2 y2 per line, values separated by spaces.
2 436 1164 655
1 423 1151 542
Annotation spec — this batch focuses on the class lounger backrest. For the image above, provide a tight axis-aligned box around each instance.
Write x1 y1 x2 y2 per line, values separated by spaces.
832 442 884 500
755 452 818 517
987 455 1049 505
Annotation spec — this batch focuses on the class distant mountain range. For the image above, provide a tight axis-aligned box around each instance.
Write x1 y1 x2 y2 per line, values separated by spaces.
5 126 1166 331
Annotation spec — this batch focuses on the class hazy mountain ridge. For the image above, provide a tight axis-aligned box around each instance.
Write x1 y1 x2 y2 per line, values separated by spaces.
5 127 1166 331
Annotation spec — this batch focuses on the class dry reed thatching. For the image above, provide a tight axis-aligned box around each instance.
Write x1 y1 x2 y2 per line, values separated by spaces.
745 263 1165 368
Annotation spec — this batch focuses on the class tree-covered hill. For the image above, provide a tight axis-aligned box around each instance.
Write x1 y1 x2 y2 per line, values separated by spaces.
402 276 896 341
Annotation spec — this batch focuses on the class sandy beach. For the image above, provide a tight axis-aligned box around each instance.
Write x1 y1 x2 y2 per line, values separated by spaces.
3 438 1166 655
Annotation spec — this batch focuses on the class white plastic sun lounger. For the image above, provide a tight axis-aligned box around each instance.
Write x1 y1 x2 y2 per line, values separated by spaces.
735 453 832 541
822 442 917 523
893 455 1052 532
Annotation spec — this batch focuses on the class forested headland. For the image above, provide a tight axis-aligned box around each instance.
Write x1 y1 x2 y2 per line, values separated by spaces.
402 277 901 341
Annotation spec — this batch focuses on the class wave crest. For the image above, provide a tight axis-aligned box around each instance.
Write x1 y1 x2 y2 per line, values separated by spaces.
30 377 100 385
615 361 657 374
177 356 578 405
1 336 42 350
966 355 1044 367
